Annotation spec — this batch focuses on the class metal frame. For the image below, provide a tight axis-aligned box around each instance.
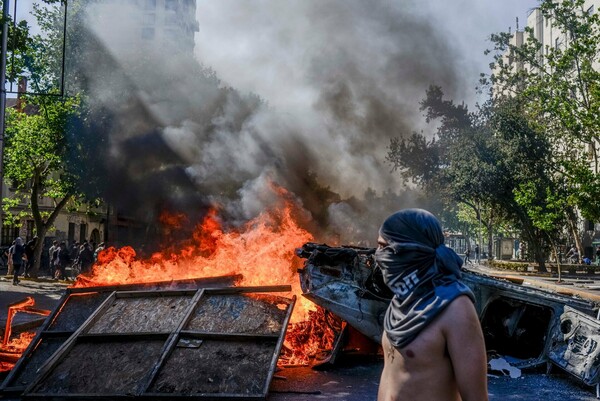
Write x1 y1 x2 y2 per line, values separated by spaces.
21 285 294 400
0 276 243 394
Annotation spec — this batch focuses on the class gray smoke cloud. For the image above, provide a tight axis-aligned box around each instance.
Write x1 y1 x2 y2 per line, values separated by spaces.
70 0 537 245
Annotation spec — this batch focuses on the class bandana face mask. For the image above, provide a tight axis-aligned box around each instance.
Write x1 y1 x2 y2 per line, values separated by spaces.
375 246 423 299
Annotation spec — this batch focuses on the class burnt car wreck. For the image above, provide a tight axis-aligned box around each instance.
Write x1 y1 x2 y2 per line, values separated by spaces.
296 242 600 388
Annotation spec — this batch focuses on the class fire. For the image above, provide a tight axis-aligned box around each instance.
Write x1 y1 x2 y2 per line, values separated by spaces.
1 298 50 372
72 185 338 364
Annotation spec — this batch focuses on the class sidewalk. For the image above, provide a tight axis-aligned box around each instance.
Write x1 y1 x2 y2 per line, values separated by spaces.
465 260 600 302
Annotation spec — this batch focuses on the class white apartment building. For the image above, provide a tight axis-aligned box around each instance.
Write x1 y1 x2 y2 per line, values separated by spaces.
526 0 599 67
497 0 600 258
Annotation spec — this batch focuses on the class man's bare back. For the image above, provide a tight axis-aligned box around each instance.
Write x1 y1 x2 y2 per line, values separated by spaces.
378 295 488 401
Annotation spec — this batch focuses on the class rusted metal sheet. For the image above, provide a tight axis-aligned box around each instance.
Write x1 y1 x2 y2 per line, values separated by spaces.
20 285 294 400
296 242 600 386
0 275 245 395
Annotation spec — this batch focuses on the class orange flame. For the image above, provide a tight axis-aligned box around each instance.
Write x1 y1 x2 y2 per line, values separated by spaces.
1 298 50 372
71 185 338 364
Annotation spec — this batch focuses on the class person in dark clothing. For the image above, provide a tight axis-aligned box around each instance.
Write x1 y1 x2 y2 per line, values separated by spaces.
11 237 26 285
24 236 37 277
53 241 71 280
78 243 94 274
464 248 471 265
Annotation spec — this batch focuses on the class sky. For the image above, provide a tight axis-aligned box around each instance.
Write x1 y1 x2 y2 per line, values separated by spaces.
194 0 540 111
6 0 545 235
188 0 542 206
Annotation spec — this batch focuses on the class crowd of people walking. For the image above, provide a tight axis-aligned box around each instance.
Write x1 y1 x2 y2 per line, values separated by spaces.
6 237 105 284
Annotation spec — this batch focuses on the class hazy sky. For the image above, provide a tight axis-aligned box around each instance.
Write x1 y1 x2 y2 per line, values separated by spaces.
194 0 539 110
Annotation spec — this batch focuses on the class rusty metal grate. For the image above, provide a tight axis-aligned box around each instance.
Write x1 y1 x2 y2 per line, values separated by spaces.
19 285 293 400
0 275 242 395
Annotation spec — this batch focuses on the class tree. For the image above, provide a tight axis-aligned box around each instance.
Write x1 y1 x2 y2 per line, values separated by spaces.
3 94 82 277
387 87 559 270
487 0 600 258
1 2 90 277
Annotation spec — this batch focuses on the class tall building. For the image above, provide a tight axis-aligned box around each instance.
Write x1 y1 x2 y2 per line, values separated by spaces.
137 0 199 54
86 0 199 55
495 0 600 258
526 1 598 68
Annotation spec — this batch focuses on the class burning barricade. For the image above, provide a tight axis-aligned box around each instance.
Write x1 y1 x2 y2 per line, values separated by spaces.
0 195 345 399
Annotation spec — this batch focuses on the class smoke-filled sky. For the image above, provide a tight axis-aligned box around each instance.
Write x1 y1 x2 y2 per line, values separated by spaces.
189 0 540 204
76 0 540 242
195 0 539 113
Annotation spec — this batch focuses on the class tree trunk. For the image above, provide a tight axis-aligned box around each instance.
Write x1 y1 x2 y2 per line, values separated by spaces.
523 226 547 273
566 208 582 264
549 237 562 282
28 187 73 278
31 226 49 277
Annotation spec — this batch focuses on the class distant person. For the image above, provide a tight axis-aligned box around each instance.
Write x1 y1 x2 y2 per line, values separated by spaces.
94 242 105 262
24 236 37 277
375 209 488 401
566 245 579 264
53 241 70 280
475 244 480 263
464 248 471 265
595 246 600 266
78 242 94 274
48 240 58 275
6 240 15 276
11 237 26 285
69 241 80 267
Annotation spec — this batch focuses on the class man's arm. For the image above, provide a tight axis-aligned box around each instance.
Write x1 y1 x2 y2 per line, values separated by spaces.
443 296 489 401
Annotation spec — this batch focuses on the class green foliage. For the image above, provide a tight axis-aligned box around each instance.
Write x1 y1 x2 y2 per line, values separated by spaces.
0 0 64 87
386 85 558 266
488 0 600 222
3 94 81 218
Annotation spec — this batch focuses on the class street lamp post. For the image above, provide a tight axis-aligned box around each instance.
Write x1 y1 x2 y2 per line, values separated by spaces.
0 0 10 246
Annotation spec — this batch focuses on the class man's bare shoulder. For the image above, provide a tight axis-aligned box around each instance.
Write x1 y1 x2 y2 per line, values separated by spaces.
438 295 479 330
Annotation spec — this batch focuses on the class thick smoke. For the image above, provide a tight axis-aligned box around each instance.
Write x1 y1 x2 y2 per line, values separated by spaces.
66 0 534 246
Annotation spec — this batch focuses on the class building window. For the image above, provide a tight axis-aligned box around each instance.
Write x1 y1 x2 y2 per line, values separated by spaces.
142 27 155 40
165 0 177 11
80 224 87 242
2 226 20 247
26 220 34 242
164 28 178 40
68 223 75 245
143 13 155 25
165 13 178 25
144 0 156 10
587 5 594 15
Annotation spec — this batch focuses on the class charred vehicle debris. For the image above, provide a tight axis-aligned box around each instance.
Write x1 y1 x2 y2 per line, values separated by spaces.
295 242 600 388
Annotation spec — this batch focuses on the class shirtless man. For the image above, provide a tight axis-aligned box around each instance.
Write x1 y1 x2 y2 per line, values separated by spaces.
375 209 488 401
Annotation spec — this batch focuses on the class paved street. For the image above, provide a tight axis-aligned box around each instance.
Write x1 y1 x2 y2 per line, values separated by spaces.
0 264 598 400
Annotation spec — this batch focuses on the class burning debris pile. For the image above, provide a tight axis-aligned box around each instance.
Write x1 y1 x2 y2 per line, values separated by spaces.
1 280 295 399
0 298 50 373
1 191 348 399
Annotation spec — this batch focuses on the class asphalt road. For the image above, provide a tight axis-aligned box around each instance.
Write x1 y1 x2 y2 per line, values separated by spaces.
0 267 599 400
